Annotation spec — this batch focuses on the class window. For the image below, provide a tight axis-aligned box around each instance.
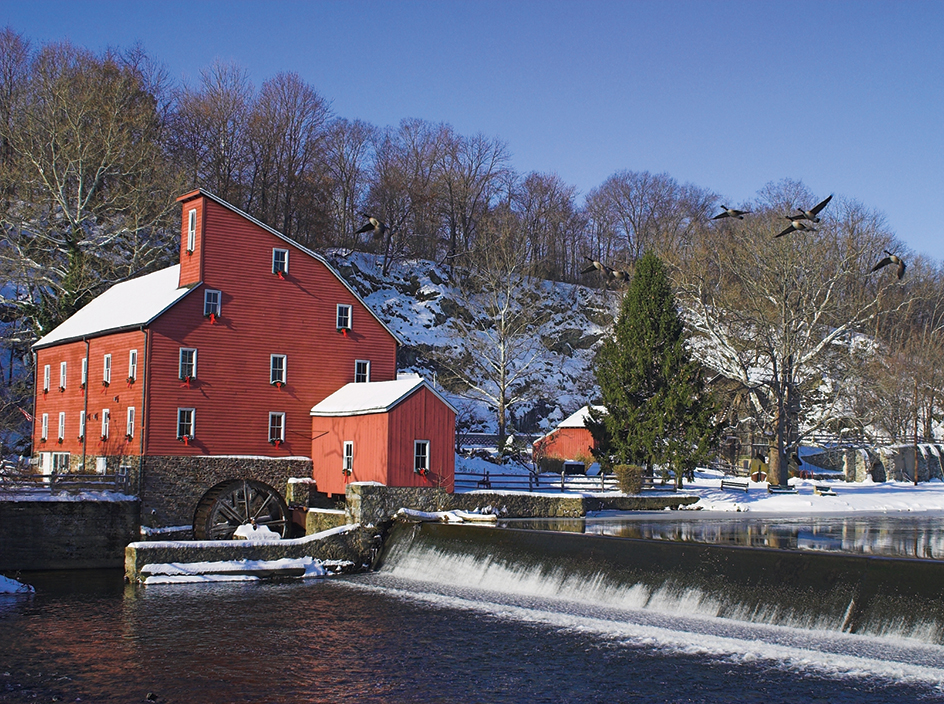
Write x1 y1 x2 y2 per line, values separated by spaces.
177 408 195 440
101 409 110 440
414 440 430 474
57 412 65 442
270 354 286 386
59 361 67 391
43 364 50 393
355 360 370 383
268 412 285 444
103 354 112 385
343 441 354 474
204 289 221 319
179 348 197 380
41 413 48 441
78 411 85 441
51 452 69 473
128 350 138 382
126 407 135 439
95 457 107 474
336 304 352 330
272 248 289 276
81 358 88 388
187 209 196 252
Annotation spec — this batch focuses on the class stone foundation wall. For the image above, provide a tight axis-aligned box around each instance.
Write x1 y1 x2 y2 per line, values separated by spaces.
0 497 140 570
806 444 944 483
139 456 313 528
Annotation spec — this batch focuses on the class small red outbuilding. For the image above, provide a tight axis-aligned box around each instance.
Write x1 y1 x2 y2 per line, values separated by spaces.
532 405 603 468
310 375 456 497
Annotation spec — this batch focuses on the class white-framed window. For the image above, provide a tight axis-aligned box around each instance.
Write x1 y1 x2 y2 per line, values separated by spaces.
51 452 69 473
187 208 197 252
268 412 285 444
126 407 135 439
101 409 110 440
78 411 85 440
41 413 48 441
354 360 370 383
204 289 221 318
81 358 88 388
128 350 138 382
414 440 430 474
336 304 352 330
43 364 50 393
59 361 67 391
103 354 112 385
179 348 197 380
272 248 289 276
95 457 107 474
57 412 65 442
270 354 286 386
343 441 354 474
177 408 195 440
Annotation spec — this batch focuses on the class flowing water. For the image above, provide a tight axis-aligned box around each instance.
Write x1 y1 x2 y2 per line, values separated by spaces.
2 516 944 703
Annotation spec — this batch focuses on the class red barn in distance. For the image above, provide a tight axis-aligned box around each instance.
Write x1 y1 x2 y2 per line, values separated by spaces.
532 406 602 472
31 189 455 531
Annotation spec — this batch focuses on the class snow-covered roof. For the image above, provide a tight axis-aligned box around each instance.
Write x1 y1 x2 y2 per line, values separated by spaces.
33 265 194 349
558 405 606 428
310 376 458 417
180 189 401 346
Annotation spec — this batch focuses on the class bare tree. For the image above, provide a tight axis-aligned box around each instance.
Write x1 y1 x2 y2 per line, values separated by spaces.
324 117 376 248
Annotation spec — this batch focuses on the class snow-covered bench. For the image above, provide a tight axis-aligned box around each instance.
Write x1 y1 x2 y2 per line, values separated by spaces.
814 484 837 496
720 477 749 493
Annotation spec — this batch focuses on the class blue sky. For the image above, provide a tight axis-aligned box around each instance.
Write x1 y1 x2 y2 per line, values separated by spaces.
3 0 942 262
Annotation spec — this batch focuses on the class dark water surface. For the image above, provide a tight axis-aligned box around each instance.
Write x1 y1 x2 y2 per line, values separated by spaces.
3 519 944 703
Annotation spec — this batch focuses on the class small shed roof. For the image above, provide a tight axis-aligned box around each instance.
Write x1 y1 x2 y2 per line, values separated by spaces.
557 405 606 428
310 376 457 417
33 265 194 349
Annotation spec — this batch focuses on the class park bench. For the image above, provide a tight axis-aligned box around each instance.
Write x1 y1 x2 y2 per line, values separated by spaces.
814 484 837 496
720 477 749 493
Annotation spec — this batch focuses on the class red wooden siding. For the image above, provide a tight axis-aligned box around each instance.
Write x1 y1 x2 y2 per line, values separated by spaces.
534 427 595 461
144 195 399 457
34 331 147 462
310 386 455 497
177 192 204 287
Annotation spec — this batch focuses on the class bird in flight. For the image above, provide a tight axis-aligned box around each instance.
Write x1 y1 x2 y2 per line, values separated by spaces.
871 250 907 280
788 195 833 223
712 206 750 220
355 214 389 239
775 218 817 238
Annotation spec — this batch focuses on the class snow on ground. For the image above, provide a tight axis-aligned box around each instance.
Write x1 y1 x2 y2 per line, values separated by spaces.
142 556 327 584
0 574 33 594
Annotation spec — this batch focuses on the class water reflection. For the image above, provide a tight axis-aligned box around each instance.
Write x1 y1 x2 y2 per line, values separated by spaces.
501 513 944 560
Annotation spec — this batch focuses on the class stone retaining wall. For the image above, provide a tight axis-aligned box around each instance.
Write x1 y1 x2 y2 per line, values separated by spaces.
0 496 140 570
805 444 944 482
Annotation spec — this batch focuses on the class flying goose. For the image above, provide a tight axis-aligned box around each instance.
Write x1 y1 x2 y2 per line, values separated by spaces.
871 250 907 280
775 217 817 238
788 194 833 223
712 206 750 220
355 214 389 239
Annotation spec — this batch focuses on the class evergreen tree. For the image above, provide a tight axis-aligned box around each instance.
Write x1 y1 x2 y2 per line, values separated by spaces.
588 251 719 487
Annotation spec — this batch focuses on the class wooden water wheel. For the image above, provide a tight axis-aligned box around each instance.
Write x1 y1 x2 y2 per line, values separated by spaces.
192 479 291 540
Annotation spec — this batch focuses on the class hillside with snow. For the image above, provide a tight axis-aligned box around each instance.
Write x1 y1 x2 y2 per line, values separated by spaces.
326 251 618 435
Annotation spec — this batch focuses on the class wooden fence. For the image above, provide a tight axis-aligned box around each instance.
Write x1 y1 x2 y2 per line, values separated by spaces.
454 471 676 493
0 468 132 495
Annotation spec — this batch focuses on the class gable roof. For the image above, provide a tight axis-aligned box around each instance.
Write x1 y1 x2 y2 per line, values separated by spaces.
558 405 606 428
310 376 458 417
33 265 195 350
178 189 401 346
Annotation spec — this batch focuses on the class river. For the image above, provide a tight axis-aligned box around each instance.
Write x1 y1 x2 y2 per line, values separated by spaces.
2 514 944 703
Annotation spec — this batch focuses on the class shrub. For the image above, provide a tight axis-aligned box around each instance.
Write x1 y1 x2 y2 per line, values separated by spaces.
614 464 643 494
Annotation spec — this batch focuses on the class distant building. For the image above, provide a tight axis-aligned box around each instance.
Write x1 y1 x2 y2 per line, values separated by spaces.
532 406 602 471
31 189 455 528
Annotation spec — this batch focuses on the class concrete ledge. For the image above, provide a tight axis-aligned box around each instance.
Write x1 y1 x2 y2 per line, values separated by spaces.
125 523 377 583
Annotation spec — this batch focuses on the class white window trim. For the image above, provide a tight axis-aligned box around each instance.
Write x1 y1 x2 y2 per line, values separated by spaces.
41 413 48 441
43 364 50 393
336 304 352 330
128 350 138 382
272 248 289 276
59 361 67 391
343 440 354 473
103 354 112 385
179 348 197 380
101 409 110 440
81 358 88 388
187 208 197 253
126 407 135 439
57 412 65 442
414 439 430 474
204 289 221 318
51 451 69 473
268 411 285 444
270 354 287 386
78 411 86 440
177 408 195 441
355 359 370 383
